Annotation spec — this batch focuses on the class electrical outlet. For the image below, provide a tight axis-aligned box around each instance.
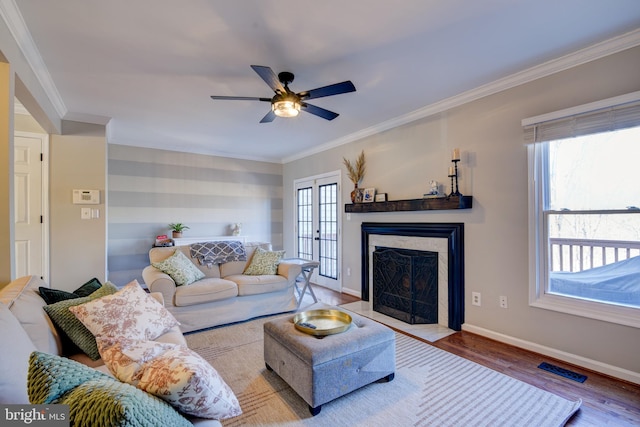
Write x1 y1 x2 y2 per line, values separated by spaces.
347 267 351 276
499 296 508 308
472 292 481 306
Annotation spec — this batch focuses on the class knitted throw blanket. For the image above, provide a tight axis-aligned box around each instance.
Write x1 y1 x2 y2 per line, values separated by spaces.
190 241 246 268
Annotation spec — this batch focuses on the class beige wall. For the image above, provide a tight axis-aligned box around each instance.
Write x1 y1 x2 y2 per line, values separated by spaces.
283 46 640 376
49 121 107 289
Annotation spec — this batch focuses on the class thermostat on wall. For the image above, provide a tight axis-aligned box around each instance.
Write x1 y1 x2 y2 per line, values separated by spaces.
72 189 100 204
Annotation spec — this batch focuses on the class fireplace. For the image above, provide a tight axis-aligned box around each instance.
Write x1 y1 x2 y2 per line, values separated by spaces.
373 247 438 324
361 223 464 331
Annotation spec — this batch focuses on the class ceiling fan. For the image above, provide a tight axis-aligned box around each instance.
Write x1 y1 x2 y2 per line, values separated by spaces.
210 65 356 123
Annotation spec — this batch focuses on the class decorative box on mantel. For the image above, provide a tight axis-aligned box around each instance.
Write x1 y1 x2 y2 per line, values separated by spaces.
344 195 472 213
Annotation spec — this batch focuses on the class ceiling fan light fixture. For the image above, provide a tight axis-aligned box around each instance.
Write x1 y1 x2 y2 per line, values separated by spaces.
272 97 300 118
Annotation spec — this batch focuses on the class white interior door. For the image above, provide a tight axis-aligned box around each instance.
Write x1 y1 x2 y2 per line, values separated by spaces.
14 132 48 280
294 172 341 292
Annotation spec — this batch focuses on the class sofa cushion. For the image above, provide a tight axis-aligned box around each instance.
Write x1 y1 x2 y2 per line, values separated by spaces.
174 278 238 307
69 280 179 342
243 247 286 275
152 249 206 286
43 283 119 360
225 274 289 296
28 351 191 427
38 277 102 304
101 340 242 420
0 275 62 355
219 242 271 277
0 302 37 403
150 246 223 279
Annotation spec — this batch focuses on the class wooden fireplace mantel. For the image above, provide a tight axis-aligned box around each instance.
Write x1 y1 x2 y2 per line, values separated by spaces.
345 195 472 213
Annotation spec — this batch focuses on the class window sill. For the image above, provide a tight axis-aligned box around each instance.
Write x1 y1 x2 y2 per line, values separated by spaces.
530 292 640 329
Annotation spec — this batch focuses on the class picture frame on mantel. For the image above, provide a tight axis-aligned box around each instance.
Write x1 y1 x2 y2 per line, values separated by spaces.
363 188 376 203
375 193 387 202
354 188 365 203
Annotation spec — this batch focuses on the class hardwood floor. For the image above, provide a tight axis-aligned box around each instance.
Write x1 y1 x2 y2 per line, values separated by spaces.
313 285 640 427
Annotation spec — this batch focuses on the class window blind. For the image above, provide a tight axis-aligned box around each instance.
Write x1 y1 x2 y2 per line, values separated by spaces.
523 92 640 143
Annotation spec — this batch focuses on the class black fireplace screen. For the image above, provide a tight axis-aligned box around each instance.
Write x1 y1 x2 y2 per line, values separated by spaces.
373 247 438 324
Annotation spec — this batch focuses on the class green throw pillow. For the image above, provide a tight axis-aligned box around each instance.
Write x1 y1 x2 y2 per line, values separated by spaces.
43 283 118 360
243 247 285 275
39 277 102 304
28 351 106 404
152 249 205 286
28 352 191 427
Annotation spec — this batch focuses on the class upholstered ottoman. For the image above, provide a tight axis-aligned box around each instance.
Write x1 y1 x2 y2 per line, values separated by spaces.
263 304 395 415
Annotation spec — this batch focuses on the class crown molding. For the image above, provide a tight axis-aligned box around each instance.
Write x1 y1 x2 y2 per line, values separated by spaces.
0 0 67 118
282 28 640 164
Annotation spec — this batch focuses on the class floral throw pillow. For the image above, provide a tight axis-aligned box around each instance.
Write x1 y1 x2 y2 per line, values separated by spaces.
152 250 205 286
69 280 179 342
43 283 119 360
101 339 242 420
243 247 286 275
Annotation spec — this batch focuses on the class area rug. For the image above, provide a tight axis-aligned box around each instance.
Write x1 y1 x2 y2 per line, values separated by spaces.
185 315 581 427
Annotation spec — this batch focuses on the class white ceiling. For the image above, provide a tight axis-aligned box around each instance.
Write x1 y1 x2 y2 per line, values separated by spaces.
7 0 640 163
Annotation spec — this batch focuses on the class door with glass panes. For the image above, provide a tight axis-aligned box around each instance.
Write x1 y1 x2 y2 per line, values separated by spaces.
295 173 341 291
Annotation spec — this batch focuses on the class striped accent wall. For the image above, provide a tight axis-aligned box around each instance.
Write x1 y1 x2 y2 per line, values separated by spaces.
107 144 283 286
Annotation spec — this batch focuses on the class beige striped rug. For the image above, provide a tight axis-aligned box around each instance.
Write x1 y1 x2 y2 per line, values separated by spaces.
185 315 581 427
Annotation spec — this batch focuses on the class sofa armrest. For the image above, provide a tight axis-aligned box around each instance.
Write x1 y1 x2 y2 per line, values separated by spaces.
142 266 177 307
277 261 303 286
148 291 165 306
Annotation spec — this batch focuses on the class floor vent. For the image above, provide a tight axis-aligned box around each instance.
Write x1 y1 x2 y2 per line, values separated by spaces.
538 362 587 383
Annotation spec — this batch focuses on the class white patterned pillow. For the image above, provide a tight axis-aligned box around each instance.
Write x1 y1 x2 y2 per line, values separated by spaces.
100 339 242 420
243 247 285 275
69 280 179 342
152 250 205 286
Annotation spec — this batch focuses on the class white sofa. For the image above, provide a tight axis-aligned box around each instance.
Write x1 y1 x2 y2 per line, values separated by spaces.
0 275 221 427
142 242 302 333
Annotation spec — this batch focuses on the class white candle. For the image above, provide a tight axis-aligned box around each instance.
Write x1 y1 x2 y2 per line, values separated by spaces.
449 166 455 176
452 148 460 160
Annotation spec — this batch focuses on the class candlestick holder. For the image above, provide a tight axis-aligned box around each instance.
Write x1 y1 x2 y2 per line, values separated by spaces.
448 159 462 197
448 173 455 197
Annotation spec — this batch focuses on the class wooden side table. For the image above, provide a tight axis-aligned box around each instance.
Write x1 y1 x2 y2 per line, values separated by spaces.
282 258 320 308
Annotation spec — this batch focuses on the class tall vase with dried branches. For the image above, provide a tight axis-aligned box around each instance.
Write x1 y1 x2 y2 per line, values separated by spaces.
343 150 366 203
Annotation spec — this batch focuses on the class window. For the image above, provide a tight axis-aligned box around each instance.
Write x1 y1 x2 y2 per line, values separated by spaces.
525 92 640 328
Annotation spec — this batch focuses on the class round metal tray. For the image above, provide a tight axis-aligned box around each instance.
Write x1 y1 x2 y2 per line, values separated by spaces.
293 309 352 336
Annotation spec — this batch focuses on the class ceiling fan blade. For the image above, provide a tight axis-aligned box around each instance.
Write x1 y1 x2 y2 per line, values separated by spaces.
260 110 277 123
210 95 271 102
300 103 339 121
251 65 286 94
298 81 356 100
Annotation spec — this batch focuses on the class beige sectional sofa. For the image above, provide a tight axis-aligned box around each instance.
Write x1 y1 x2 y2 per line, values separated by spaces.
142 241 302 333
0 275 221 426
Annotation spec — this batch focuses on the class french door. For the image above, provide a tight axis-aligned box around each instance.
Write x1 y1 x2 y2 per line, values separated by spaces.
294 172 341 291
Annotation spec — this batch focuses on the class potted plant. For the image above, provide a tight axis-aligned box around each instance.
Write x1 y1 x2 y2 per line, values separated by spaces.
169 223 189 239
343 150 366 203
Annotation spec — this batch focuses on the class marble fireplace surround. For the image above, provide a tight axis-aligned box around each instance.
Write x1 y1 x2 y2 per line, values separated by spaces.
361 222 465 331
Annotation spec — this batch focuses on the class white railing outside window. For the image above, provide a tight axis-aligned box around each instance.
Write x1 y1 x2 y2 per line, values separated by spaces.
549 238 640 272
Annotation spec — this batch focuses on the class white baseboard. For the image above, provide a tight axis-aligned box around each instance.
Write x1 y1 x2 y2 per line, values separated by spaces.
341 287 361 298
462 323 640 385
